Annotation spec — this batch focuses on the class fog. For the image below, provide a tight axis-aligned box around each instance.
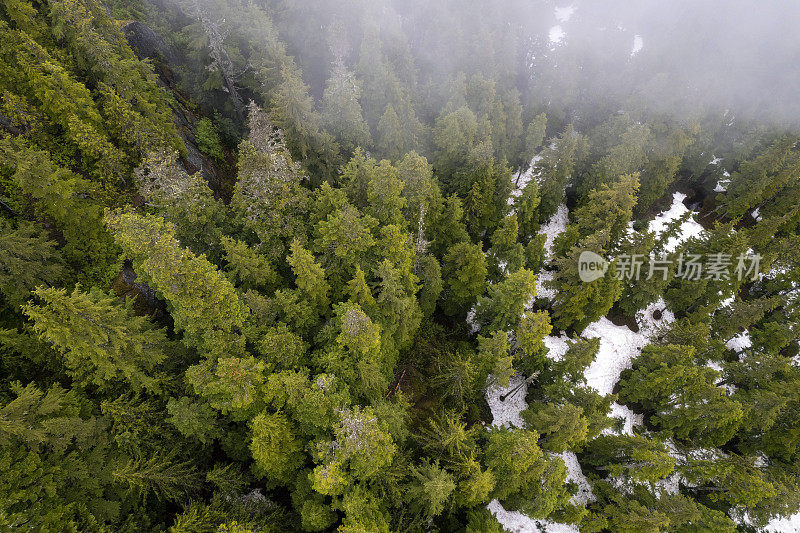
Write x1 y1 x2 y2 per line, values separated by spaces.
263 0 800 127
544 0 800 124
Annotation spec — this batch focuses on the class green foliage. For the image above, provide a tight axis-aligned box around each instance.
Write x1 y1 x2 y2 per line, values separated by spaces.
0 220 65 309
485 427 570 518
0 138 121 286
250 411 304 484
584 434 676 484
619 344 744 447
221 236 278 292
406 459 456 518
0 382 119 528
475 268 537 332
24 285 167 392
186 356 266 416
440 241 487 316
196 117 225 160
549 231 623 331
322 61 371 152
105 209 248 358
113 454 201 502
232 121 310 260
4 2 800 530
167 397 220 444
522 402 588 452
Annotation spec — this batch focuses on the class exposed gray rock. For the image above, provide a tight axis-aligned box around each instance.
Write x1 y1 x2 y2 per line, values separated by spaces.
123 21 177 63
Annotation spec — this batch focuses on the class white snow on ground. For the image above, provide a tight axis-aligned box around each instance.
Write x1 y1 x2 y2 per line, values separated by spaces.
734 508 800 532
488 500 580 533
543 333 571 361
656 440 686 495
562 451 595 504
554 5 575 23
630 34 643 56
635 298 675 338
540 204 569 260
486 374 528 429
466 307 481 335
581 302 675 436
535 270 557 302
718 293 735 309
765 513 800 532
648 192 705 252
488 454 591 533
714 170 731 193
528 203 568 305
509 156 543 206
485 372 592 533
605 402 644 436
581 317 649 396
726 330 752 353
549 25 566 45
581 318 648 436
487 501 541 533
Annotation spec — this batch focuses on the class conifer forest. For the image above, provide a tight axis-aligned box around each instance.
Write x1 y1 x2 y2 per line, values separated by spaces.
2 0 800 531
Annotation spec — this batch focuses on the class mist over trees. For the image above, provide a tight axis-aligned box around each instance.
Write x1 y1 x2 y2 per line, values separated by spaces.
1 0 800 531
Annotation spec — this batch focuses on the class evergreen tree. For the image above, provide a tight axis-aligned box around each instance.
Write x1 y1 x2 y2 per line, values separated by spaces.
474 268 537 333
322 60 371 152
250 411 304 485
23 286 167 392
232 117 310 260
618 344 744 447
440 241 487 316
0 220 65 309
583 434 676 484
484 427 570 518
537 125 585 222
0 382 119 528
105 209 249 358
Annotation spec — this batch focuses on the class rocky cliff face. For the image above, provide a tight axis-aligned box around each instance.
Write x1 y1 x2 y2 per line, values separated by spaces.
122 20 233 200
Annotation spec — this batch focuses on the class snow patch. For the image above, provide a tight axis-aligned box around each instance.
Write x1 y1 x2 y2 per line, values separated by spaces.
534 269 557 302
630 34 643 56
488 500 580 533
648 192 705 252
562 451 595 505
529 204 568 306
486 374 528 429
466 308 481 335
714 170 731 193
604 402 644 436
726 331 752 353
765 512 800 533
718 293 735 309
635 298 675 338
581 317 648 396
540 204 569 260
509 155 543 206
549 25 566 45
544 333 571 361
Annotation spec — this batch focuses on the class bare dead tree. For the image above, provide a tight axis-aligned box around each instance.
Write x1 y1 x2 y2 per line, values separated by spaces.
413 204 429 274
189 0 247 121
